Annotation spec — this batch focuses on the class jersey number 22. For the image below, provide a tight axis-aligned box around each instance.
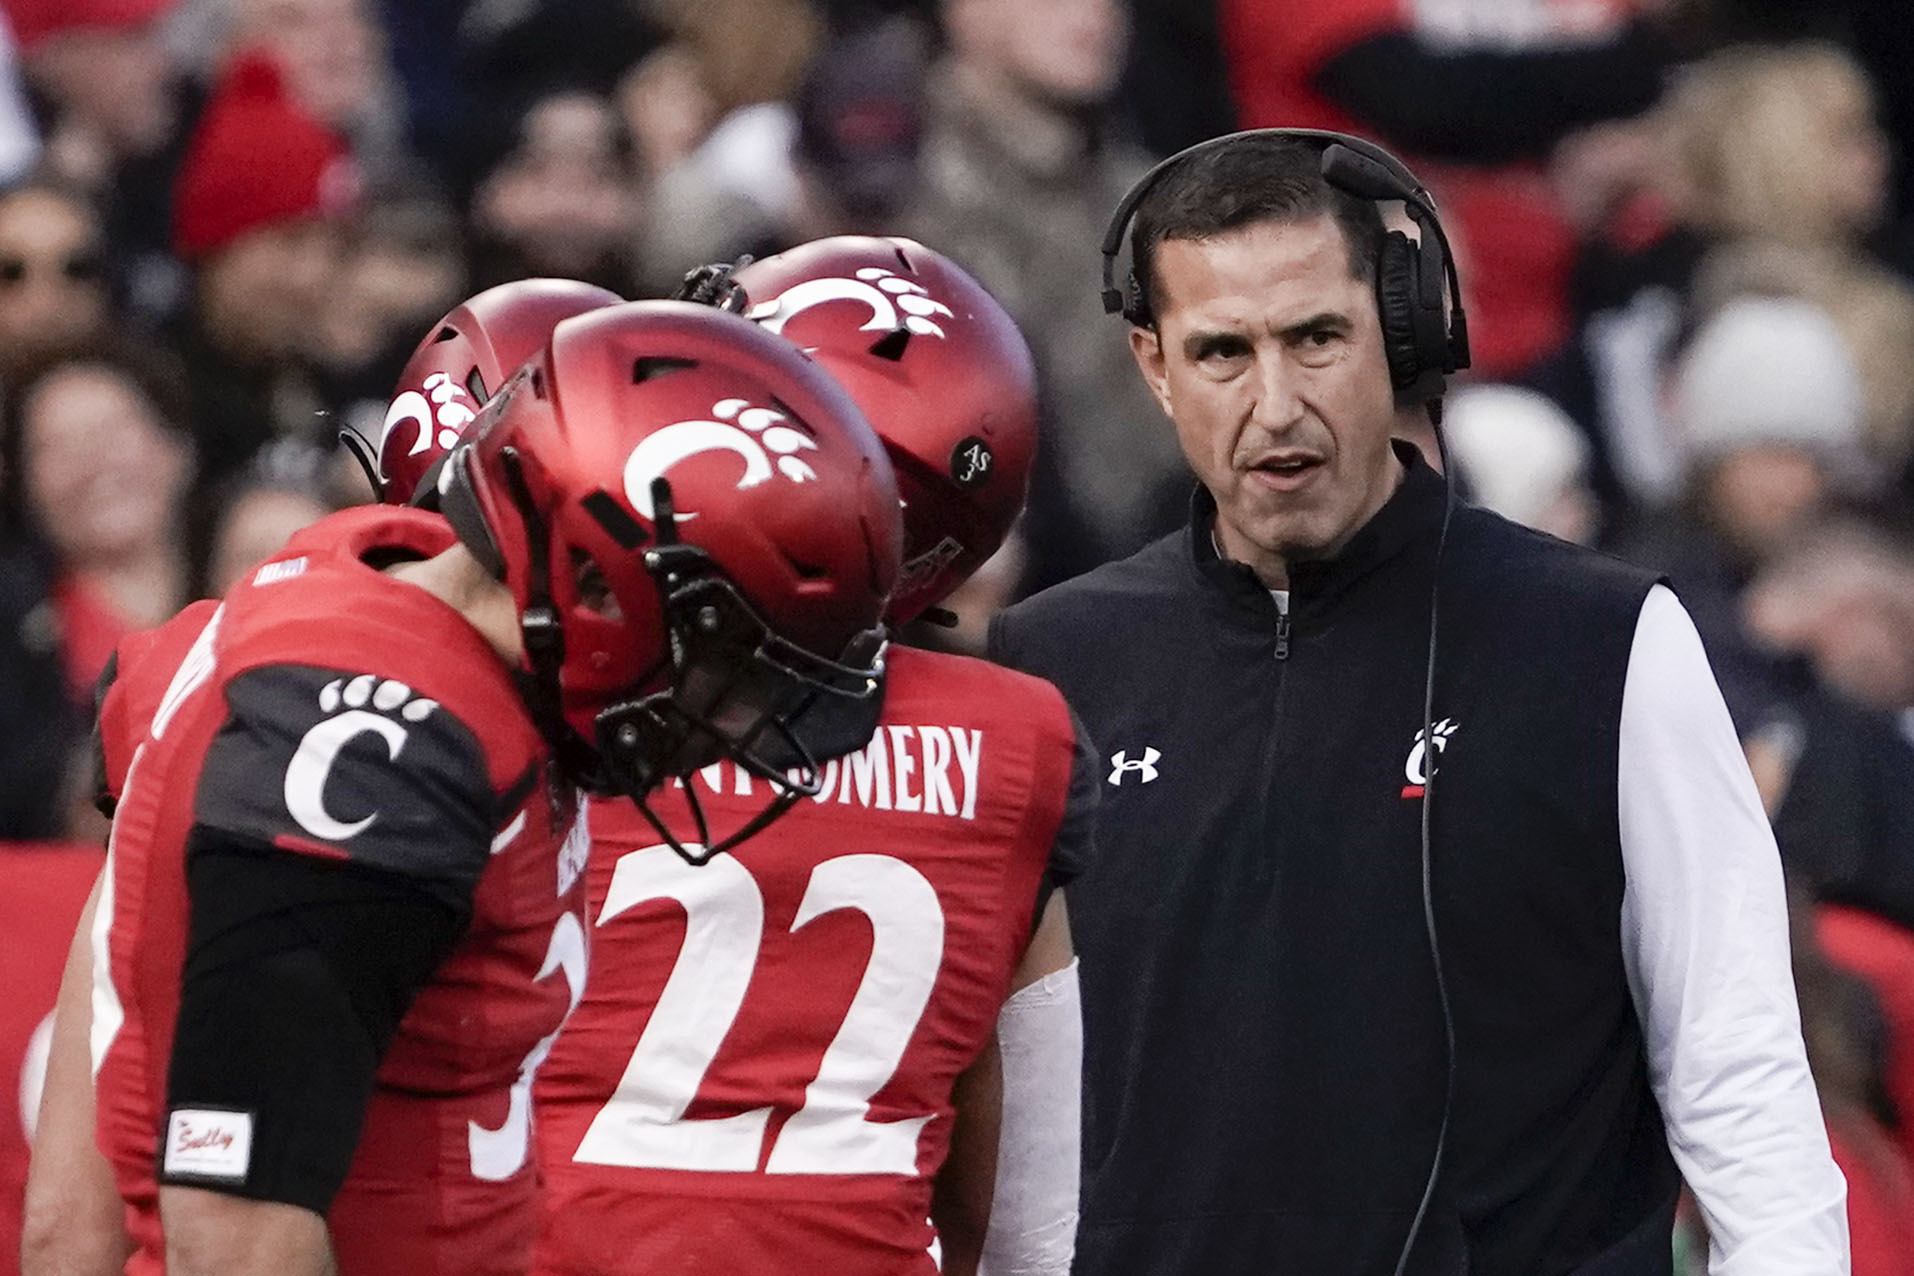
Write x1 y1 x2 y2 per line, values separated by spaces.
573 845 946 1176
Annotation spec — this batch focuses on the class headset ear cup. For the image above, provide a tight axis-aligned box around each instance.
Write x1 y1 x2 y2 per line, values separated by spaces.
1123 269 1149 327
439 448 507 580
1376 231 1425 396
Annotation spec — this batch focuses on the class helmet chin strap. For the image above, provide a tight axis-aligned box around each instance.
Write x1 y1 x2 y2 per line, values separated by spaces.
496 446 606 789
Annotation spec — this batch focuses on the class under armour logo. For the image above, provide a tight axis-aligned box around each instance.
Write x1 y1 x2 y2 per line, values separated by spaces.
1108 748 1160 786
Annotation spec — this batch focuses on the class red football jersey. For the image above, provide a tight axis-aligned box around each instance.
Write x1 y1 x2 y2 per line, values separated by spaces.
91 506 588 1276
532 646 1088 1275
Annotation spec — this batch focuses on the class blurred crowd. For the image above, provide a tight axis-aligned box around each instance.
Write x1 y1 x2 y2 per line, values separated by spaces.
3 0 1914 1266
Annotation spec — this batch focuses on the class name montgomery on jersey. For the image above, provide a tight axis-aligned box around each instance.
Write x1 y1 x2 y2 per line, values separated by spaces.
672 724 988 820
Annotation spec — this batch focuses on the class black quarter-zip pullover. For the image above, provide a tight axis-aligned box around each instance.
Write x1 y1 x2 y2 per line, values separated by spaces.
990 446 1679 1275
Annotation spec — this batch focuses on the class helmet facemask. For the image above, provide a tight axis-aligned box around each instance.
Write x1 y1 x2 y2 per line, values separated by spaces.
591 482 886 865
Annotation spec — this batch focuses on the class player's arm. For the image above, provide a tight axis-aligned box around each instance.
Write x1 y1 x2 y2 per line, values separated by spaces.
156 665 500 1276
22 871 134 1276
936 706 1096 1276
158 842 467 1276
938 895 1081 1276
934 1028 1002 1276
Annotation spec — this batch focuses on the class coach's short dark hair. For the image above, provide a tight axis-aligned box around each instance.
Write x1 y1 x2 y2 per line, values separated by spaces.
1128 134 1386 326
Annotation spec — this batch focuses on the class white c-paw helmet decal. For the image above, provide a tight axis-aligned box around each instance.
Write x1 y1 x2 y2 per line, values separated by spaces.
379 372 479 475
622 398 821 522
747 267 955 340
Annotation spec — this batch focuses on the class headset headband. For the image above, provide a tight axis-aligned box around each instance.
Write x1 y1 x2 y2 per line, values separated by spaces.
1099 127 1469 375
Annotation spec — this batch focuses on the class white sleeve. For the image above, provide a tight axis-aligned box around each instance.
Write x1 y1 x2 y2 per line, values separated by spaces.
1618 584 1848 1275
978 960 1081 1276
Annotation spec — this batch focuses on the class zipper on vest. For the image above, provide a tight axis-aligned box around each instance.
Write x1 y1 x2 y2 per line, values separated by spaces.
1274 608 1291 660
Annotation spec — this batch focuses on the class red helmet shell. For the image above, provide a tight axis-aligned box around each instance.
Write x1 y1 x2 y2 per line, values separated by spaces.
733 236 1037 623
379 278 623 504
451 300 903 726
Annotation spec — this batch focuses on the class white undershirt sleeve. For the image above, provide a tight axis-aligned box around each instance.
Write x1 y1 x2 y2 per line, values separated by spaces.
1618 584 1848 1275
978 960 1081 1276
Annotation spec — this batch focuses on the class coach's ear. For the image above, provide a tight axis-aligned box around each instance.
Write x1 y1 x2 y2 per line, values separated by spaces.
1129 325 1172 418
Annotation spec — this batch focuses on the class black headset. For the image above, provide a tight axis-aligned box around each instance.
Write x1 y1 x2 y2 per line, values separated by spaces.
1104 129 1464 1276
1099 127 1470 405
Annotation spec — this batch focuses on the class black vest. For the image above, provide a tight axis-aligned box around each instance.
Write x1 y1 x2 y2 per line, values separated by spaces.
991 450 1678 1276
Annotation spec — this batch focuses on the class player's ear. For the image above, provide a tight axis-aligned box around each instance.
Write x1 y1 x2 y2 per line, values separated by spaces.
1129 324 1172 418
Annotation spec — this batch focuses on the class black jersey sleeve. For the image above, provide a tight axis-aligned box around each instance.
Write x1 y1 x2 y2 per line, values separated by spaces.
160 831 465 1212
1046 708 1100 890
193 665 498 911
985 608 1022 672
1028 708 1099 936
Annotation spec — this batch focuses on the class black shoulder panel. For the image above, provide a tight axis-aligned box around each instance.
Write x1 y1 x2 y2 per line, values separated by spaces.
194 665 496 909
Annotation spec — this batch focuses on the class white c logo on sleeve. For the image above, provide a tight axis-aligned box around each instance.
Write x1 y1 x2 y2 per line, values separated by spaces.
285 711 408 840
283 676 438 842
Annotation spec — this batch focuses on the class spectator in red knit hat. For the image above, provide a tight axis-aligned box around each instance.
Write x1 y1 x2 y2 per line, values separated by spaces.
170 46 358 498
11 0 180 187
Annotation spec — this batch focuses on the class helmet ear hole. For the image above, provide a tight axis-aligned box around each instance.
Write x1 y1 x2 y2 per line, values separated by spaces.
783 553 829 582
633 356 698 384
868 328 911 361
571 549 624 621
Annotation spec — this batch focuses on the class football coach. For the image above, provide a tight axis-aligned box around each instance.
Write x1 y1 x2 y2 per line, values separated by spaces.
988 130 1847 1276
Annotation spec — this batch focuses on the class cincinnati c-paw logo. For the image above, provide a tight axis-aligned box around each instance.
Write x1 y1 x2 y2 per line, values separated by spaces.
623 398 819 521
1401 718 1459 798
380 371 477 471
747 267 955 339
284 676 439 841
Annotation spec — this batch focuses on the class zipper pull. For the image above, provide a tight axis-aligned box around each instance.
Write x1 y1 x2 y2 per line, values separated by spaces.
1275 607 1291 660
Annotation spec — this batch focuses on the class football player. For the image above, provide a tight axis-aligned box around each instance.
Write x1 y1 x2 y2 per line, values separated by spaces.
529 239 1092 1276
23 302 903 1276
22 276 622 1276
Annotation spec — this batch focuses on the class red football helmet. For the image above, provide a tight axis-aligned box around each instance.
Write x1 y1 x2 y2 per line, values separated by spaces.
731 236 1038 623
438 300 903 855
375 278 623 504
